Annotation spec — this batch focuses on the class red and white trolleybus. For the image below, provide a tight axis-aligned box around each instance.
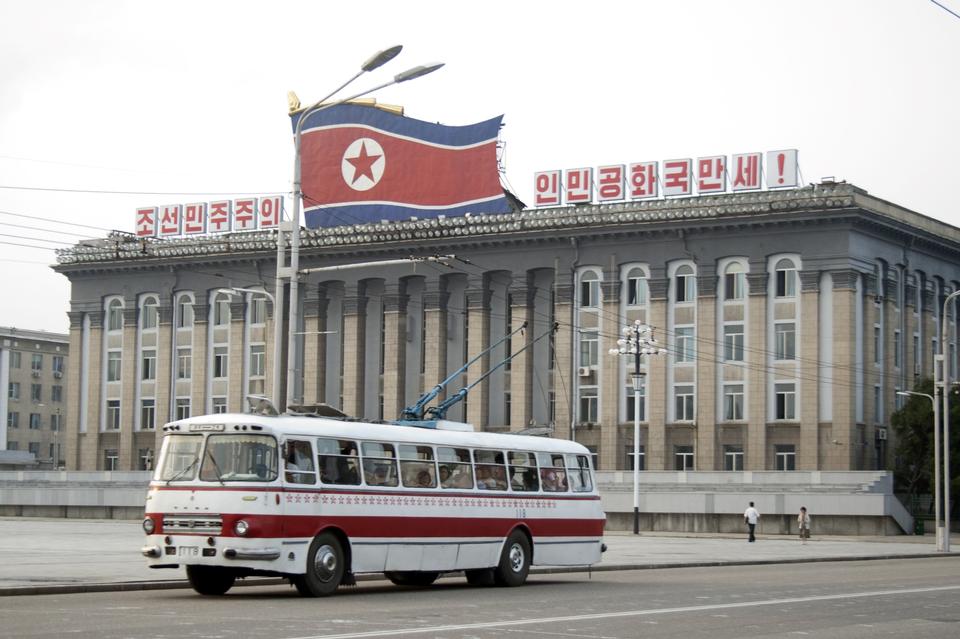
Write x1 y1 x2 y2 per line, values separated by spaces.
141 410 606 596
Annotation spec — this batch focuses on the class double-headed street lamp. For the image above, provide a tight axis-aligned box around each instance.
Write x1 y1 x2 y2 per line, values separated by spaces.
897 390 942 551
610 320 665 534
282 46 443 409
217 287 279 409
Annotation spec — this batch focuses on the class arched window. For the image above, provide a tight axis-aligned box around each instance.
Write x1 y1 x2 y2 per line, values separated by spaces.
675 265 696 303
141 296 158 330
107 298 123 332
724 262 745 301
625 267 647 306
579 270 601 308
775 258 797 298
213 292 231 326
176 294 194 329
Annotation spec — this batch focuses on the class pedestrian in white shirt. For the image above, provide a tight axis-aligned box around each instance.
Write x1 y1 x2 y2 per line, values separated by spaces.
798 506 811 544
744 502 760 542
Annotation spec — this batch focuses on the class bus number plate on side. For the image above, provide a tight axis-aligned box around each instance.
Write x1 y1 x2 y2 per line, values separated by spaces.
177 546 200 557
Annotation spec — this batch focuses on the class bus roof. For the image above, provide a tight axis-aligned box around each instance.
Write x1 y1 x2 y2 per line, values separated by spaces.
163 413 591 456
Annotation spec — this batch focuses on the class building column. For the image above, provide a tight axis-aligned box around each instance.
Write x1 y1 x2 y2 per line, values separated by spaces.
695 274 718 470
830 269 860 470
799 270 821 470
153 303 173 452
465 277 491 429
382 283 408 422
302 292 325 406
509 276 534 432
227 300 245 412
65 311 85 470
646 277 668 470
341 287 367 419
552 273 574 441
187 305 208 418
422 281 449 409
118 305 138 470
746 271 768 470
599 275 621 470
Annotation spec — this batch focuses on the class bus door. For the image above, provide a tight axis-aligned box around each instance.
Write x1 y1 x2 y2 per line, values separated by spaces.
282 438 319 538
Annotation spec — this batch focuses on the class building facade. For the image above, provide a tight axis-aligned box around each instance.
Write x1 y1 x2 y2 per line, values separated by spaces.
54 182 960 472
0 327 69 467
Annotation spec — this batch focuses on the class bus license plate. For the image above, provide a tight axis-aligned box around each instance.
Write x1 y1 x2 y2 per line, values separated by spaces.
177 546 199 557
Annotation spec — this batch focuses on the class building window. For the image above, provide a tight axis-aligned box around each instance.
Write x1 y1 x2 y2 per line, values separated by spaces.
9 351 21 369
176 296 194 328
176 348 191 379
31 353 42 372
8 382 20 400
579 271 600 308
775 323 796 360
674 385 695 421
724 384 744 421
28 442 40 456
874 326 882 365
141 350 156 381
106 400 121 430
104 449 119 471
141 399 155 430
775 382 796 420
723 324 744 361
775 444 796 470
107 299 123 331
675 327 695 363
50 412 61 431
724 263 745 301
894 330 901 369
175 398 191 420
29 413 41 429
250 344 265 377
212 397 227 414
874 385 882 424
213 346 229 378
626 268 647 306
579 330 599 368
214 293 231 326
626 444 645 471
51 385 63 402
675 265 696 303
775 259 797 297
724 445 744 471
579 386 598 423
625 381 646 422
141 296 158 330
52 355 63 375
6 441 17 451
107 350 122 382
7 412 18 428
250 296 266 325
139 448 154 471
30 383 41 402
674 445 694 470
914 334 921 373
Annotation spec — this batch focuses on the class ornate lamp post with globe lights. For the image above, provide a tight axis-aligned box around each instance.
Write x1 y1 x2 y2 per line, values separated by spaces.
610 320 666 534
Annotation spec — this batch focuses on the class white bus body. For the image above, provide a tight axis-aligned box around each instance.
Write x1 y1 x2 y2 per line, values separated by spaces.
142 413 606 596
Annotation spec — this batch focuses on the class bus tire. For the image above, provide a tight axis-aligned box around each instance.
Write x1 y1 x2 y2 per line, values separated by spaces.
384 571 440 587
465 568 495 586
293 532 345 597
186 565 236 596
493 531 530 587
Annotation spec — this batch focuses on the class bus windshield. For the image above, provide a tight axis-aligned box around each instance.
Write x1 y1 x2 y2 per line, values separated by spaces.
155 435 203 482
199 434 278 482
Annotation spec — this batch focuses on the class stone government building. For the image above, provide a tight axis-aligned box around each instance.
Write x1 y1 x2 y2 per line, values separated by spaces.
54 182 960 474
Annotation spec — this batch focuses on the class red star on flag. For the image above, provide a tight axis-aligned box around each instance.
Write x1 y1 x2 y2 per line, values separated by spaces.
345 141 381 185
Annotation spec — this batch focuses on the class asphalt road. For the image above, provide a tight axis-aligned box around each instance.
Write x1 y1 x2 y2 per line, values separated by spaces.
1 558 957 639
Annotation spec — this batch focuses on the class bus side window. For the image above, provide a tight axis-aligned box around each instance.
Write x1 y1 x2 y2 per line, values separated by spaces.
285 440 316 485
362 441 398 487
537 452 569 492
508 451 538 491
566 453 593 492
437 447 473 489
474 449 507 490
400 444 436 488
317 438 360 485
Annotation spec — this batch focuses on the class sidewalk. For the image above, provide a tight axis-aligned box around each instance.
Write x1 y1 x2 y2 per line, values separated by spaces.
0 518 956 596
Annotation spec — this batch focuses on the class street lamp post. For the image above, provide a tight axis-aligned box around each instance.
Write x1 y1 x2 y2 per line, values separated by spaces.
610 321 665 535
939 289 960 551
897 390 941 550
284 49 443 409
217 287 279 409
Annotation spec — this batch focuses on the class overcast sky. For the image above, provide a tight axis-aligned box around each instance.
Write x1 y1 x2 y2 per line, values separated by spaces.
1 0 958 333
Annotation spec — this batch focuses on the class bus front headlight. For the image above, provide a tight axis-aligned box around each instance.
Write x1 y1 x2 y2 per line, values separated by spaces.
142 517 156 535
234 519 249 536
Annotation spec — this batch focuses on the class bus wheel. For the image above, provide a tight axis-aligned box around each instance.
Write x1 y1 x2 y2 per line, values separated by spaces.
293 532 345 597
494 531 530 587
465 568 495 586
384 571 440 587
186 565 236 596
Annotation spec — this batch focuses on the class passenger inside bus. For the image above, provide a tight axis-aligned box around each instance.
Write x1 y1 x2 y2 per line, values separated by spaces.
541 469 568 492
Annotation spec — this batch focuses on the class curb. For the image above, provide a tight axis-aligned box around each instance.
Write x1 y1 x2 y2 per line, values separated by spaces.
1 552 955 597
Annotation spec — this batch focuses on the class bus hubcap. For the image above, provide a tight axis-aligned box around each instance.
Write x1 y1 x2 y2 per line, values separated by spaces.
509 544 524 572
314 545 337 581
